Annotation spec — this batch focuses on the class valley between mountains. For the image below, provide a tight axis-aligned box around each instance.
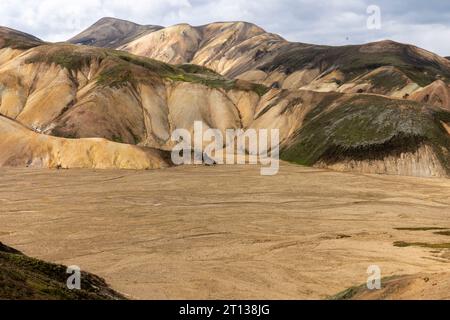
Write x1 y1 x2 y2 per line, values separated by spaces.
1 18 450 300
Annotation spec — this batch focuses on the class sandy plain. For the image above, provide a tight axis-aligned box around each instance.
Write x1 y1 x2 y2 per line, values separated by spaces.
1 163 450 299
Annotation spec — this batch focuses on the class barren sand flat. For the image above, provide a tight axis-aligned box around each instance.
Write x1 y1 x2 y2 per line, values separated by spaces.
1 164 450 299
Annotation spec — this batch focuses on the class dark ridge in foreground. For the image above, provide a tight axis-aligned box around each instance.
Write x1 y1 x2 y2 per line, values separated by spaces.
330 273 450 300
0 242 125 300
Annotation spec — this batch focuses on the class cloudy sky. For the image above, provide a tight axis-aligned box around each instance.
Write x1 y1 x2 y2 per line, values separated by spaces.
1 0 450 56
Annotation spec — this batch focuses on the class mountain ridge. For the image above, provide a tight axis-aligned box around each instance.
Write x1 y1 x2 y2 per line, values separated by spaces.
0 21 450 177
70 18 450 88
69 17 163 48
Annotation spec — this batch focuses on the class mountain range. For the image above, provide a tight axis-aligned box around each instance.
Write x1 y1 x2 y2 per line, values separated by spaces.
1 18 450 177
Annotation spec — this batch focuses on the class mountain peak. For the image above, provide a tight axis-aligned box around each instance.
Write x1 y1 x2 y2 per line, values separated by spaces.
95 17 138 24
69 17 162 48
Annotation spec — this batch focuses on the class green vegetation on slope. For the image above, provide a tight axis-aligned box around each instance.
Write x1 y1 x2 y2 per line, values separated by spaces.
25 45 106 71
109 50 269 95
281 94 450 173
328 275 402 300
366 68 409 93
24 44 269 96
176 63 221 76
0 242 124 300
261 42 450 87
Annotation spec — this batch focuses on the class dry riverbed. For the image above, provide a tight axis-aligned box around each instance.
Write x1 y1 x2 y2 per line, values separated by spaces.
1 163 450 299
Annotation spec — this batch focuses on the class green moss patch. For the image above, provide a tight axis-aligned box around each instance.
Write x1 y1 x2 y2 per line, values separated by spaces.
328 275 401 300
281 95 450 174
25 45 106 72
0 242 124 300
176 64 221 76
96 63 137 88
100 50 269 95
329 286 361 300
260 42 450 87
24 44 269 96
367 69 409 93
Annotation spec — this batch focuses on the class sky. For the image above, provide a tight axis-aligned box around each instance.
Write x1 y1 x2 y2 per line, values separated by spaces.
1 0 450 56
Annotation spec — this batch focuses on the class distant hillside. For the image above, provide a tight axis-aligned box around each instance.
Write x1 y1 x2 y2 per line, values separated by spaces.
69 17 162 48
0 26 43 50
68 19 450 120
71 19 450 93
281 94 450 177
